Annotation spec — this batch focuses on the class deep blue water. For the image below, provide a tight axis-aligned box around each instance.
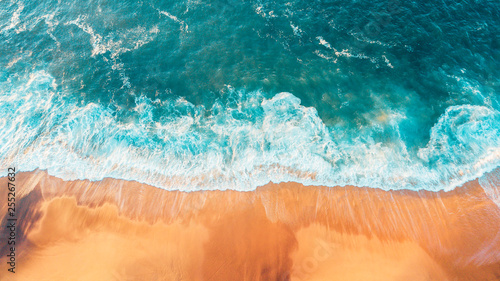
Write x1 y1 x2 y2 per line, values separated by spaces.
0 0 499 191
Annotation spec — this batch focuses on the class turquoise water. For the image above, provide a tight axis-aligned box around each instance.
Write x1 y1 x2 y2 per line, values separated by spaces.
0 0 499 191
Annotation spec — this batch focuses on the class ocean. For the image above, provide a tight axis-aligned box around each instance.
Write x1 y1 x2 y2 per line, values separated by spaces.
0 0 499 192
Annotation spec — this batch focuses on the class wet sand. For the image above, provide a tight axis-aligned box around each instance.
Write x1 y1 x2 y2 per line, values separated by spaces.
1 170 499 280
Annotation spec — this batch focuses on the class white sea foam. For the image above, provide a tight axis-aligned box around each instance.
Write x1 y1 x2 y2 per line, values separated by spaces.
316 36 333 50
479 168 500 208
2 0 24 33
65 16 159 89
290 22 303 37
315 36 389 66
154 7 189 33
66 17 158 58
255 5 278 19
0 71 499 192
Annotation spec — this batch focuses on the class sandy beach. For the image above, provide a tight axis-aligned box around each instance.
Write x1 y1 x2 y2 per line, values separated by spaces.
1 170 499 281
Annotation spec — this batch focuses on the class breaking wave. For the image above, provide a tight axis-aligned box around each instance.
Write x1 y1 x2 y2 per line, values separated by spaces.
1 71 499 192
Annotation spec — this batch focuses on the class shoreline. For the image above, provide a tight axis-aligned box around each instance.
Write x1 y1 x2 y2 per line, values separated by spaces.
0 164 500 193
1 170 499 280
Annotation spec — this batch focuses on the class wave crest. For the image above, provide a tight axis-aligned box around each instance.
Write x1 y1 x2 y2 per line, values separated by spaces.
1 71 499 191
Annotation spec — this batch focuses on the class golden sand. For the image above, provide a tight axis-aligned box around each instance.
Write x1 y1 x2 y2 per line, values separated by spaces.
1 170 499 280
